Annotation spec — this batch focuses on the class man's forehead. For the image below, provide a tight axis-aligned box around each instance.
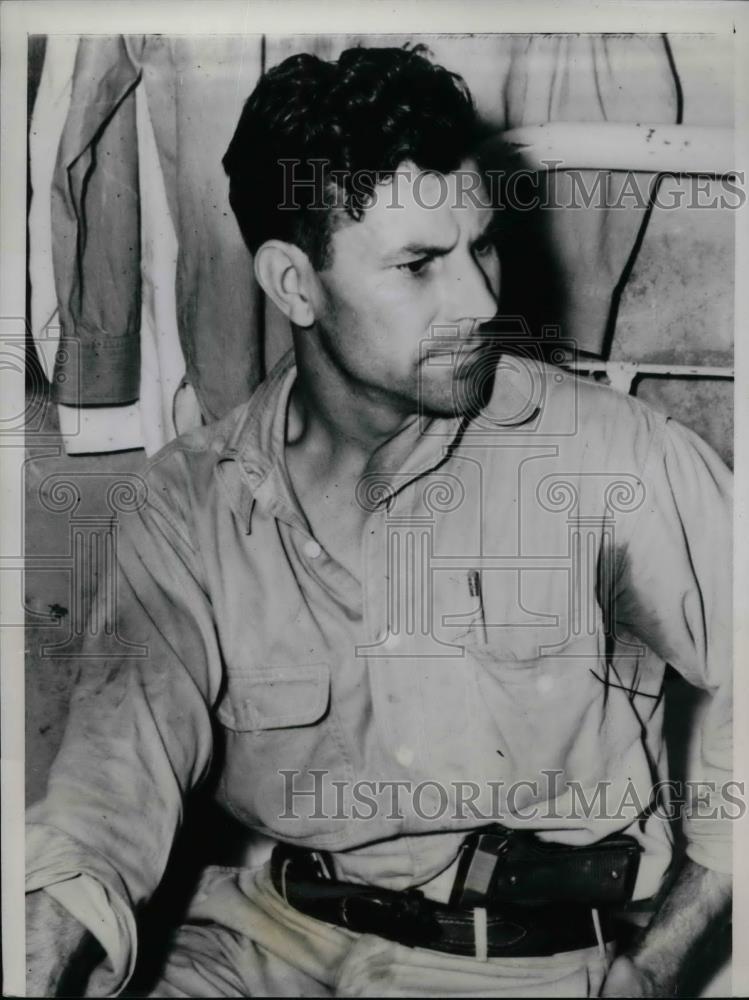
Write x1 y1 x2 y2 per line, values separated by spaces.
333 160 492 256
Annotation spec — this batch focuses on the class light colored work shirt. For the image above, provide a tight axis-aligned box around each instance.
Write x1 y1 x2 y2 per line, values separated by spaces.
27 349 732 992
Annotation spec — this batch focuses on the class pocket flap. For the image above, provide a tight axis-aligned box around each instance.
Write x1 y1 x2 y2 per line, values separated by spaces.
460 614 575 663
217 663 331 731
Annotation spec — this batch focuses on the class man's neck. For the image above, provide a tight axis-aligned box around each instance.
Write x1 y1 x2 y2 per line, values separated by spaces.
287 339 420 481
283 340 427 579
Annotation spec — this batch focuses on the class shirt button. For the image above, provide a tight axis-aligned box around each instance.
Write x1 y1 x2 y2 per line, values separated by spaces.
395 745 415 767
536 674 554 695
303 539 322 559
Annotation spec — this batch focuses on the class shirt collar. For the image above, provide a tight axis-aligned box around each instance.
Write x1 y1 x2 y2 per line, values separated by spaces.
217 348 541 530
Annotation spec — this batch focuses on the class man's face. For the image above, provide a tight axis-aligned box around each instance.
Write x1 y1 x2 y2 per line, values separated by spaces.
309 160 500 418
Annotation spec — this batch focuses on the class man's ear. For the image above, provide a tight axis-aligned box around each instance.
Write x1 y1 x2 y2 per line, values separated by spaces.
253 241 316 328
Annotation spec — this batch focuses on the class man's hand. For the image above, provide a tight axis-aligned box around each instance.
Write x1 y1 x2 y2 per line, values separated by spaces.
26 890 103 997
600 857 731 998
601 955 660 997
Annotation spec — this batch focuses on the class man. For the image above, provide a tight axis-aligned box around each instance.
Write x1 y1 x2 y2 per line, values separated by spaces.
26 45 731 997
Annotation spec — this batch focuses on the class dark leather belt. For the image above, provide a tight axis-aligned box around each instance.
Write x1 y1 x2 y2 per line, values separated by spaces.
270 844 617 958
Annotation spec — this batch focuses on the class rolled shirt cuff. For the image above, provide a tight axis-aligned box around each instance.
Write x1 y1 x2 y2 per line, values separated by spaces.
26 823 138 996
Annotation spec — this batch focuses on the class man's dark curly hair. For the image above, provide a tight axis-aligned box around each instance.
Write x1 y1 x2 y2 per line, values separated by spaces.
222 45 479 269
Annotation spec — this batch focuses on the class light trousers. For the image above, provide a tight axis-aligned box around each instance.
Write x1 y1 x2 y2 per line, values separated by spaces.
142 863 612 998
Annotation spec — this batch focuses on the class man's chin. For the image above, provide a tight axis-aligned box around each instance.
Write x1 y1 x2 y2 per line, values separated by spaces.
418 359 498 419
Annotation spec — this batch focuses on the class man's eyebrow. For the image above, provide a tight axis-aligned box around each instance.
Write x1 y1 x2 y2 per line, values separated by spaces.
381 235 458 264
381 214 501 264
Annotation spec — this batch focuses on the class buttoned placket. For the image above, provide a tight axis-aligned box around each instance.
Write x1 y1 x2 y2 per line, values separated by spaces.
265 487 365 615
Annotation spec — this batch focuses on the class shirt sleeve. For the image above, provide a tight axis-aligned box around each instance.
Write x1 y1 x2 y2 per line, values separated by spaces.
612 415 733 874
26 457 223 994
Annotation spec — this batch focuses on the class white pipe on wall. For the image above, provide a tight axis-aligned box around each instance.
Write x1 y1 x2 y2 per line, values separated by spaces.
489 123 735 176
563 360 734 395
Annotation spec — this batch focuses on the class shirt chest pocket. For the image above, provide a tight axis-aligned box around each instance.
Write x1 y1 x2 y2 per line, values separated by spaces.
460 614 596 681
215 663 356 842
459 619 607 751
216 663 332 730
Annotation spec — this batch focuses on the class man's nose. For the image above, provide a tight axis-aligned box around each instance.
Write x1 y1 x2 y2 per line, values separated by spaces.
445 252 499 331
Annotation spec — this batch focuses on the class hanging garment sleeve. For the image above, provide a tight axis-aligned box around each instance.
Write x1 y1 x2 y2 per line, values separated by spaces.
51 36 144 406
